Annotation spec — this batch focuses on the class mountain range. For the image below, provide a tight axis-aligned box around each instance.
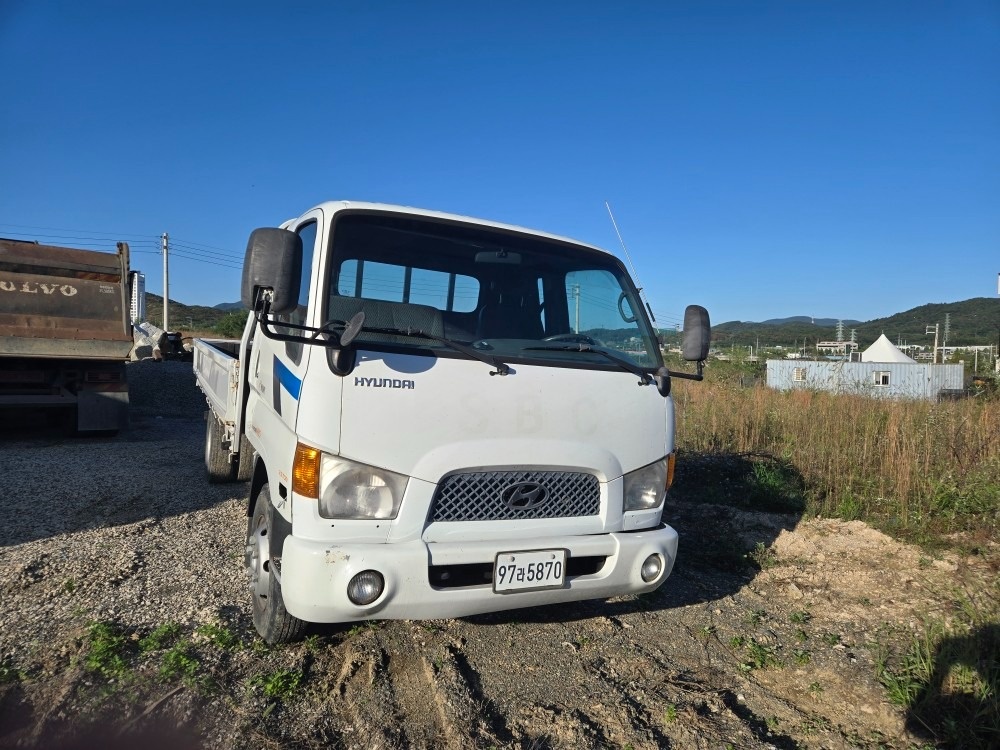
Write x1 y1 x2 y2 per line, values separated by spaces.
145 295 1000 348
713 298 1000 348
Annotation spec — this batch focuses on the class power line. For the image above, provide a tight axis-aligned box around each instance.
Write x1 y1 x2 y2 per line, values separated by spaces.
0 230 160 248
170 239 243 260
169 251 242 270
0 222 159 241
169 236 240 255
0 223 240 260
131 248 241 270
168 241 243 262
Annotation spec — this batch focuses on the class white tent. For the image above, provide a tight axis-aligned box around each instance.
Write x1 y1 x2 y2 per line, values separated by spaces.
861 333 917 363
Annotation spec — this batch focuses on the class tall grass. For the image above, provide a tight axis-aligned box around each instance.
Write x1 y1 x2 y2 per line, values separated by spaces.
671 372 1000 543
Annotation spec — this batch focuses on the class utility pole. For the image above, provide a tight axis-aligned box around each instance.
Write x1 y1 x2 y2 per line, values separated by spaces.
943 313 950 354
161 232 170 332
926 323 939 363
571 283 580 333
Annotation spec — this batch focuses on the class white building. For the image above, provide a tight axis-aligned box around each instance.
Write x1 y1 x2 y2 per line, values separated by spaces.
767 335 964 400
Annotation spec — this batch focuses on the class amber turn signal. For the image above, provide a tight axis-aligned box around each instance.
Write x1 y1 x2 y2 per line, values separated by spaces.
292 442 321 498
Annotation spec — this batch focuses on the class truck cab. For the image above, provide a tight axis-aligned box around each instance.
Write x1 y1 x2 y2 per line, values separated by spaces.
211 201 709 642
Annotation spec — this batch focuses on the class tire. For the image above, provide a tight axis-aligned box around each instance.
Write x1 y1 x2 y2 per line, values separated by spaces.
205 412 237 483
245 484 307 644
235 433 255 482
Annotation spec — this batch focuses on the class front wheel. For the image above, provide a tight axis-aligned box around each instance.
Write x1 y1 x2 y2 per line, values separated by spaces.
245 484 306 644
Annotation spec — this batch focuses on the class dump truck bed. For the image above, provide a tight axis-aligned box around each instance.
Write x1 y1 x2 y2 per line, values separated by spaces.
0 239 132 360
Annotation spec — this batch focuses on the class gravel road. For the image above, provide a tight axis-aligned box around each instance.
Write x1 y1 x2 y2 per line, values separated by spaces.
0 360 989 749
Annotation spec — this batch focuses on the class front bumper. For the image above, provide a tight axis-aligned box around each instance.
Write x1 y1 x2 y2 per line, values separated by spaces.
279 523 678 623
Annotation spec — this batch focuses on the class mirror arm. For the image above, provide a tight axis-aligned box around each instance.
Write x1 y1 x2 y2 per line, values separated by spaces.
252 289 358 376
665 359 705 382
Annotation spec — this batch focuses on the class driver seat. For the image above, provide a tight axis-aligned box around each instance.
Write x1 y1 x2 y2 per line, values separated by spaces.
476 293 543 340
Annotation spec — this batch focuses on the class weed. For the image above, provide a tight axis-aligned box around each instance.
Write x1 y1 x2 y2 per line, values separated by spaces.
139 622 182 654
663 703 678 724
196 622 241 651
874 597 999 748
747 542 778 570
302 634 321 653
747 608 767 626
346 621 379 638
765 715 780 731
62 578 76 594
808 681 824 699
0 659 22 684
671 378 1000 545
159 642 200 684
85 621 132 680
700 625 716 637
248 669 303 702
822 632 841 647
748 458 806 512
793 649 811 665
789 610 812 624
740 639 781 671
795 629 809 643
729 635 746 649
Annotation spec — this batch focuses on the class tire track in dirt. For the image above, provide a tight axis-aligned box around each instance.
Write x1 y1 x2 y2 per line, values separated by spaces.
321 640 402 749
438 642 520 747
319 628 516 749
379 627 466 749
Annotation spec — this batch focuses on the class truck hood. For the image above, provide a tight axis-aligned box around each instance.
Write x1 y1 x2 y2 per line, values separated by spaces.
299 350 671 483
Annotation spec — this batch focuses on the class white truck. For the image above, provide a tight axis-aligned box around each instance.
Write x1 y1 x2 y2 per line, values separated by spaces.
194 201 710 643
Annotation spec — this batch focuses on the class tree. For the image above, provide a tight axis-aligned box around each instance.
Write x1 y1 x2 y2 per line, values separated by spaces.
215 312 246 339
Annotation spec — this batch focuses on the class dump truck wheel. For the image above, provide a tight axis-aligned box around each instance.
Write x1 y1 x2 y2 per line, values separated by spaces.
236 434 255 482
205 412 236 483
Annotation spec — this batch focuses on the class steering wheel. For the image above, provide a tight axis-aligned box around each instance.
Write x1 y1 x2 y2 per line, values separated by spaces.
543 333 598 345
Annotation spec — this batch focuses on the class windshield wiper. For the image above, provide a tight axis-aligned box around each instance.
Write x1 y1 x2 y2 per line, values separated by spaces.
522 345 654 385
329 320 510 376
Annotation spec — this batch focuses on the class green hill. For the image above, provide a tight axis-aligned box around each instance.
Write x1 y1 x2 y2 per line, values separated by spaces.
144 294 244 334
713 297 1000 349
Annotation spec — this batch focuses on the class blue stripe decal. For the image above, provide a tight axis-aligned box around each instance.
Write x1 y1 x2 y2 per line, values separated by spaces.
273 357 302 400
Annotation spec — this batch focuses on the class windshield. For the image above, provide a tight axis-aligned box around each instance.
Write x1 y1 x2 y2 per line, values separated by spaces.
324 212 662 369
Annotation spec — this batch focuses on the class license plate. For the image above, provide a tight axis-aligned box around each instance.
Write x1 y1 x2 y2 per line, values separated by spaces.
493 549 567 593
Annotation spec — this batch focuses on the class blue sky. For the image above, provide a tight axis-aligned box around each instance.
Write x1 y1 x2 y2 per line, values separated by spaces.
1 1 997 329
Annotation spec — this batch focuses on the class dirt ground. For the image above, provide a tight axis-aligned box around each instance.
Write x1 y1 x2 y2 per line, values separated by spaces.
0 362 995 749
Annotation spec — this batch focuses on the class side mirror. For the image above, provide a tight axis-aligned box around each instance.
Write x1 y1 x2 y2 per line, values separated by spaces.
241 228 302 314
682 305 711 362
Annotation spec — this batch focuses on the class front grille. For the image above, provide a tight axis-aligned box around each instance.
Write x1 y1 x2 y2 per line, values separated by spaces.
430 470 600 522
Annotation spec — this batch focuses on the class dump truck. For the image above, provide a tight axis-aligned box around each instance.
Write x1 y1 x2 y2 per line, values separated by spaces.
193 201 711 643
0 238 134 432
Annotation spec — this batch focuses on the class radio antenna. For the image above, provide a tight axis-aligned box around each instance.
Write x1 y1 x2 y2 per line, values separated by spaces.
605 201 656 323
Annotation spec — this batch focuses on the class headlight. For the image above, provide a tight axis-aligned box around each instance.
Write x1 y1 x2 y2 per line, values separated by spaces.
623 458 668 511
318 455 408 519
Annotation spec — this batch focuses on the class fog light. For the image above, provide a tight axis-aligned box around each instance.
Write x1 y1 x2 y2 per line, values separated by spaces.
347 570 384 605
640 554 663 583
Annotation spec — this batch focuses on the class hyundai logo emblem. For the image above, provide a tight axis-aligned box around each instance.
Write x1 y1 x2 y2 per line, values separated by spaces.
501 481 548 510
